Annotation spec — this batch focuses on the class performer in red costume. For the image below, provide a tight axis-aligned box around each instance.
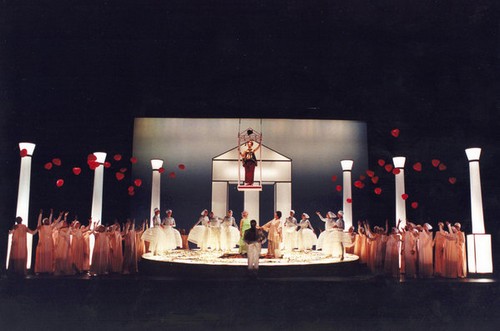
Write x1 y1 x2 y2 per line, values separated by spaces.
240 140 261 185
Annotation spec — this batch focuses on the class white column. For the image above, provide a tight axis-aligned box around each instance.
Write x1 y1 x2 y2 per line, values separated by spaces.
211 182 228 218
89 152 106 266
150 159 163 228
341 160 354 230
7 142 36 269
393 156 406 230
465 148 493 273
275 182 292 223
244 190 260 225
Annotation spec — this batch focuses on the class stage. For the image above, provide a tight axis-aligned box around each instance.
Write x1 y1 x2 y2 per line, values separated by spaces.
140 249 367 278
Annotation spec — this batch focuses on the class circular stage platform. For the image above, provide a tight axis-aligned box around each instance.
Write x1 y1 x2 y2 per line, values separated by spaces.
140 249 368 278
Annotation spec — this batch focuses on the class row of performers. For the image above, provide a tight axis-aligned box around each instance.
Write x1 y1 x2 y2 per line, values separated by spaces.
8 210 147 276
144 208 350 258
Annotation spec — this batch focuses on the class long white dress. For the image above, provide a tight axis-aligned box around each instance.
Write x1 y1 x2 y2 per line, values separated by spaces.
282 216 298 252
188 216 210 250
297 219 317 251
207 217 222 250
316 215 336 250
141 218 169 255
323 228 345 258
220 216 240 251
162 217 182 249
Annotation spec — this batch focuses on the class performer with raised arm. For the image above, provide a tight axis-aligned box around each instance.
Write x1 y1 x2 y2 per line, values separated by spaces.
70 217 91 274
54 212 74 276
9 216 37 276
261 211 283 258
162 209 183 249
433 222 446 277
283 210 298 252
297 213 317 252
238 210 251 255
220 210 240 252
35 209 57 274
240 140 261 185
315 211 336 251
188 209 210 251
123 219 138 274
417 223 434 278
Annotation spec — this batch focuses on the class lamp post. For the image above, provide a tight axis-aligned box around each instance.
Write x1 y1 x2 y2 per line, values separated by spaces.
7 142 36 269
340 160 354 230
89 152 106 265
465 148 493 274
393 156 406 230
150 159 163 228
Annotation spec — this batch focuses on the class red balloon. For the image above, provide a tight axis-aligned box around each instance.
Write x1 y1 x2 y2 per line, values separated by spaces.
391 128 400 137
331 175 337 182
87 154 97 162
134 179 142 187
20 149 28 157
104 162 111 168
130 157 138 164
115 172 125 181
72 167 81 175
113 154 122 161
128 190 135 196
88 161 99 170
412 162 422 172
366 170 375 178
448 177 457 184
359 175 366 181
158 167 165 174
411 202 419 209
52 158 61 166
44 162 53 170
392 168 401 175
431 159 440 167
378 159 386 167
374 187 382 195
439 163 447 171
384 164 393 173
401 193 409 200
120 167 127 173
354 181 365 189
371 176 379 184
346 198 352 204
336 185 342 192
169 172 176 178
128 185 135 192
56 179 64 187
178 164 186 170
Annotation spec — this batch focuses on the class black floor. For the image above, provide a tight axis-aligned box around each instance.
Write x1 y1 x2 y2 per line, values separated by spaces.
1 272 498 331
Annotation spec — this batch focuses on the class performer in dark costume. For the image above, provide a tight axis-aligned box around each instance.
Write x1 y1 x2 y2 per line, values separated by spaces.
240 141 261 185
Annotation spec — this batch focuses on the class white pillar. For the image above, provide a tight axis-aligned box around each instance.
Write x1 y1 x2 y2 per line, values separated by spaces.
211 182 228 218
150 159 163 228
393 156 406 230
7 142 36 269
89 152 106 266
465 148 493 273
244 190 260 224
275 182 292 222
341 160 354 230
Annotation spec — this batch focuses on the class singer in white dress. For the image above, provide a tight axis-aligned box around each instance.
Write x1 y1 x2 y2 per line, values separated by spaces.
220 210 240 251
162 209 183 250
297 213 317 251
188 209 210 250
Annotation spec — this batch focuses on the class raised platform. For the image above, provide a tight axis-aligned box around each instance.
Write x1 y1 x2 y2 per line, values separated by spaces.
140 249 367 278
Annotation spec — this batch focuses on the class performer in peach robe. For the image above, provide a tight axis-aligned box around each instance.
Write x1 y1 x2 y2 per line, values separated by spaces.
108 223 124 273
54 214 74 276
417 223 434 278
90 224 110 276
364 222 379 272
384 227 401 277
355 222 368 263
440 222 458 278
9 216 37 276
123 220 138 274
433 222 446 277
135 221 146 262
35 210 58 274
402 224 418 278
454 223 467 278
70 220 90 274
261 211 283 258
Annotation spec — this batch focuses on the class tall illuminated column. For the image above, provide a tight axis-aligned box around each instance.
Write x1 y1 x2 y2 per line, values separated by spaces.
89 152 106 266
465 148 493 273
340 160 354 230
6 142 36 269
150 159 163 228
393 156 406 230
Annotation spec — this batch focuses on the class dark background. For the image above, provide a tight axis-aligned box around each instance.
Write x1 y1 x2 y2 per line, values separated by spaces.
1 0 499 272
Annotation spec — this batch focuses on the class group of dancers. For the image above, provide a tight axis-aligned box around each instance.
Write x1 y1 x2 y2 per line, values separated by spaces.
8 209 147 276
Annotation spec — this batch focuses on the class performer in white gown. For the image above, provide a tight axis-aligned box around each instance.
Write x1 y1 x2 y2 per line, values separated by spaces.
141 208 169 255
188 209 210 251
282 210 298 252
162 209 182 250
417 223 434 278
220 210 240 252
297 213 317 251
315 211 336 250
207 211 222 250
